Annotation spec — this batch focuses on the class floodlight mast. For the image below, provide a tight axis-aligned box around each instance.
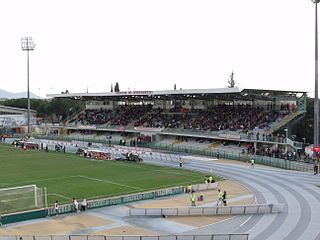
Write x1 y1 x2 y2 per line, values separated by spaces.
312 1 320 163
21 37 35 136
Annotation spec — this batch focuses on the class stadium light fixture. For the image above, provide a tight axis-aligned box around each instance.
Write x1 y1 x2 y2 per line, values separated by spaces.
21 37 35 136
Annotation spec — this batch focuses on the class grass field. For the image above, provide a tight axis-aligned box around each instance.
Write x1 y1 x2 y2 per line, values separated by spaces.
0 143 214 213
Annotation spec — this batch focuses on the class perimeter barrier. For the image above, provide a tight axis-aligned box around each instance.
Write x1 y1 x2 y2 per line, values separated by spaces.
31 135 313 172
0 234 249 240
47 186 184 216
0 186 184 225
191 183 218 192
128 204 284 216
0 208 47 225
140 142 313 172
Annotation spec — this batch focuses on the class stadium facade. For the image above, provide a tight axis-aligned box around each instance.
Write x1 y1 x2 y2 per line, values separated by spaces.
0 105 37 135
45 88 307 159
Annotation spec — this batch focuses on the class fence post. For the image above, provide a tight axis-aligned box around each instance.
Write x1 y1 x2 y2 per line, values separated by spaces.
270 204 274 213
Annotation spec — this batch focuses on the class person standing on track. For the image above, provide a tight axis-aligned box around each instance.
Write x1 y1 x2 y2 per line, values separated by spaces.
54 200 59 216
73 198 80 213
251 159 255 168
186 184 193 193
190 191 197 206
216 189 223 205
222 191 227 206
179 157 183 167
81 198 87 211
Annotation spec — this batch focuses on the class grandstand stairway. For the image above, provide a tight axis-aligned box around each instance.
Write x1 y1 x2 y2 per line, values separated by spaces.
128 110 154 127
264 109 305 135
109 107 129 125
208 142 222 149
66 109 85 124
172 139 184 145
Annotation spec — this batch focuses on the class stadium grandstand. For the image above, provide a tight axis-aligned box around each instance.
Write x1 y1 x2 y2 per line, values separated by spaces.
46 87 308 161
0 105 36 135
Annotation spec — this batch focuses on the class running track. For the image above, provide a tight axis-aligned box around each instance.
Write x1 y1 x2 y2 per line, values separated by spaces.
145 157 320 240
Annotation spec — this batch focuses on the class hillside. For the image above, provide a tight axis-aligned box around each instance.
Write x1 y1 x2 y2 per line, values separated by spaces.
0 89 39 99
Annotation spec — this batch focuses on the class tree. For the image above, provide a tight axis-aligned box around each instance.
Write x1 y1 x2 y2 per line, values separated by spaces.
174 83 176 90
1 98 85 122
227 71 236 88
114 82 120 92
111 83 113 92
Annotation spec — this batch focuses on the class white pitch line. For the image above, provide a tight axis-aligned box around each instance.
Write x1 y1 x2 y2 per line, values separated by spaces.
78 175 143 190
0 176 80 187
36 149 202 178
49 193 73 200
107 160 202 178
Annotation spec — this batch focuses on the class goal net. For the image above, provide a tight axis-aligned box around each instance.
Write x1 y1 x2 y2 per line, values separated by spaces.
0 185 44 214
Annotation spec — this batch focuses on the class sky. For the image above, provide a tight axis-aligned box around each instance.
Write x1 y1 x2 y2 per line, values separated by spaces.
0 0 317 98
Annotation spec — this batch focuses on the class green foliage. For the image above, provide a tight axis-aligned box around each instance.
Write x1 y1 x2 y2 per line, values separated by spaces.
114 82 120 92
1 98 85 121
227 71 236 88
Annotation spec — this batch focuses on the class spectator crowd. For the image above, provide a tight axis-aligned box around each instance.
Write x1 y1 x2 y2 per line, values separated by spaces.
68 104 291 134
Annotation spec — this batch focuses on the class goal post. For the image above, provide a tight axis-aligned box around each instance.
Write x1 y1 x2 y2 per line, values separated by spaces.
0 184 45 214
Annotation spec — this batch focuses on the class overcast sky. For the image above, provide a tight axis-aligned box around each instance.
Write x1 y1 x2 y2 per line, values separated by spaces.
0 0 317 97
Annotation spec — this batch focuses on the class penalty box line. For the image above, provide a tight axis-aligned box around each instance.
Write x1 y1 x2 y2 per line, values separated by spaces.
77 175 143 190
0 176 80 188
49 193 73 200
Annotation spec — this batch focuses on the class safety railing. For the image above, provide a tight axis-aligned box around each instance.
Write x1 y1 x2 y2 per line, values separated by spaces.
140 142 313 172
128 204 284 216
0 234 249 240
27 135 313 172
191 183 218 192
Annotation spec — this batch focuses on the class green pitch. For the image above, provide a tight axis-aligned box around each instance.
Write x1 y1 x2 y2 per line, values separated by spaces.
0 143 215 212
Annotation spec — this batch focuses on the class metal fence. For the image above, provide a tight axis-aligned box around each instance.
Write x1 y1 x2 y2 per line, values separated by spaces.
140 142 313 172
25 135 313 172
128 204 284 216
191 183 218 192
0 234 249 240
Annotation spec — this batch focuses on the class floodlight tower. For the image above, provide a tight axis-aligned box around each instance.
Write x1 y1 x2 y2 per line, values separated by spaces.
312 1 320 156
21 37 35 136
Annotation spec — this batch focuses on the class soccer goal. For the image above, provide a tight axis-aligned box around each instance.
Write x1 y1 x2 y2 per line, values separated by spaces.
0 184 46 214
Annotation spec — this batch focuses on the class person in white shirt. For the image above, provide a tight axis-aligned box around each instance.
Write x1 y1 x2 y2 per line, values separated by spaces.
73 198 79 213
54 200 59 216
81 198 87 211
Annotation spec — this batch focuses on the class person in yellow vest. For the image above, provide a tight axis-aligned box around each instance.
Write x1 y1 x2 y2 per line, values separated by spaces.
209 176 213 183
216 189 223 205
251 159 255 168
179 157 183 167
190 191 197 206
186 184 193 193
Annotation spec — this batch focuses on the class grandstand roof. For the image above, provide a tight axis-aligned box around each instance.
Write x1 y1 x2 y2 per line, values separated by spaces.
47 88 306 101
0 105 36 115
